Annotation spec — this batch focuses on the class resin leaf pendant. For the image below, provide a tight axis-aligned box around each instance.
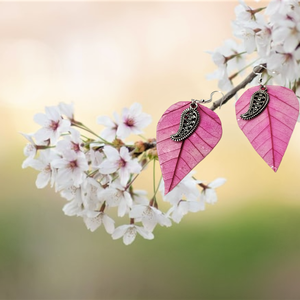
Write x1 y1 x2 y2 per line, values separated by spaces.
170 101 200 142
240 86 269 120
236 85 299 172
156 101 222 194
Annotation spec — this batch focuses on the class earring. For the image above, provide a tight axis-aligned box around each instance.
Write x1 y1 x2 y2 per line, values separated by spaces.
156 91 223 195
235 65 299 172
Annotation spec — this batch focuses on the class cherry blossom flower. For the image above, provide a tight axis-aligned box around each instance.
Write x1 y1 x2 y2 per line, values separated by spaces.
116 102 152 139
160 172 201 205
52 151 89 188
56 128 84 156
112 224 154 245
81 177 104 214
255 24 273 57
60 184 86 217
33 106 71 145
21 133 38 168
130 205 171 231
266 0 295 16
86 149 105 170
207 39 246 91
167 199 205 223
99 145 142 186
272 17 300 53
235 0 255 24
98 180 133 217
234 0 265 26
63 197 84 217
200 178 227 205
84 212 115 233
97 112 120 142
208 39 246 73
159 172 205 223
267 46 300 83
234 26 257 54
59 102 74 121
26 149 59 189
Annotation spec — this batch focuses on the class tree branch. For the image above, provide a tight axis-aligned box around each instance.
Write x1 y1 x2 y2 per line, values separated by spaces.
210 64 266 111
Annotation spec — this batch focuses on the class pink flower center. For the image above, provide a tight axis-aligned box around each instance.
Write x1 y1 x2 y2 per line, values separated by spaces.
72 142 80 152
125 118 135 127
69 160 78 170
118 158 126 168
50 120 59 131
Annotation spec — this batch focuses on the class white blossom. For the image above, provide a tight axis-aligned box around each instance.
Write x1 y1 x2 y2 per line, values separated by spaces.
200 178 227 205
267 46 300 83
160 172 201 205
52 150 89 188
84 212 115 233
81 177 104 215
63 197 84 217
130 205 171 231
26 149 59 189
117 103 152 139
167 200 205 223
255 24 273 57
234 0 264 27
59 102 74 120
234 26 257 54
112 224 154 245
33 106 71 145
56 128 83 156
272 17 300 53
266 0 295 16
97 180 133 217
100 145 142 186
97 112 120 142
21 132 38 168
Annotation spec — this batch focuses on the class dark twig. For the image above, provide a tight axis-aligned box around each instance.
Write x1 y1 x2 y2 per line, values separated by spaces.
210 63 267 111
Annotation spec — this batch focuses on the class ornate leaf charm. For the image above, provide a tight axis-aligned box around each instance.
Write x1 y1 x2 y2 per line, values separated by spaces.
157 101 222 194
170 102 200 142
236 85 299 172
240 87 269 120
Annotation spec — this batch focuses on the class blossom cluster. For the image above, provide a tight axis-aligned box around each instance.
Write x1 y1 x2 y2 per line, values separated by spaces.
208 0 300 97
22 103 226 245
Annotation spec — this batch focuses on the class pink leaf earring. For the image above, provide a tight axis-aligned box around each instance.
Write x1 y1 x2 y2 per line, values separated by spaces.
235 65 299 172
156 91 223 195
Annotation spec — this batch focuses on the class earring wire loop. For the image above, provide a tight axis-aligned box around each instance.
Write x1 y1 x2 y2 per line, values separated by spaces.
191 90 225 110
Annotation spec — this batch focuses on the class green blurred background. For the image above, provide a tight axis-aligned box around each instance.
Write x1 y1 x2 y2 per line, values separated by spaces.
1 1 300 299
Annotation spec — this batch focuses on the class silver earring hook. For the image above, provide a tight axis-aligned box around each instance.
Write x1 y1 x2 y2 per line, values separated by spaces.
252 64 266 85
191 90 225 109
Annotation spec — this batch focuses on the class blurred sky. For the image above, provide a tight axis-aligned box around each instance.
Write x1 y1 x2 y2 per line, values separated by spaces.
1 1 300 299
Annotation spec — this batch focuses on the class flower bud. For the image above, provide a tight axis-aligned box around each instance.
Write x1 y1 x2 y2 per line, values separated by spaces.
134 140 146 153
112 138 125 148
148 148 158 160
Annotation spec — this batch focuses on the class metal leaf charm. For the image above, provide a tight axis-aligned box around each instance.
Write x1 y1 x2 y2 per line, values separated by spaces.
240 87 269 120
170 103 200 142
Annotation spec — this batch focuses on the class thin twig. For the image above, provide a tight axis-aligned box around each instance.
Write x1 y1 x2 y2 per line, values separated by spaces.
210 63 266 111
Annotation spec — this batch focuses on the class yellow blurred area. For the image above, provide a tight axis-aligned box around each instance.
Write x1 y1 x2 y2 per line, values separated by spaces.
1 1 300 299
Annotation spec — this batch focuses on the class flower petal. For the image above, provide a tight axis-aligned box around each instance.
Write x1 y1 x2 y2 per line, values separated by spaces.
123 227 137 245
208 178 227 189
103 146 120 161
111 225 129 240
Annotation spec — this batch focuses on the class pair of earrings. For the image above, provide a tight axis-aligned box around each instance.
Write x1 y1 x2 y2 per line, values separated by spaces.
156 66 299 194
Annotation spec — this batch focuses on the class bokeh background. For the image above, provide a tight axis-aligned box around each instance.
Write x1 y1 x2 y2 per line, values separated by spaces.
1 1 300 299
